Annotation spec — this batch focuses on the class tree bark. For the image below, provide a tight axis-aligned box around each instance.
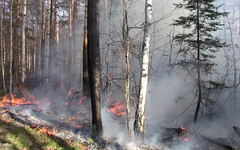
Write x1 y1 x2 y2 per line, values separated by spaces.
67 0 72 89
9 0 13 96
122 0 131 139
134 0 152 141
45 0 51 84
41 0 46 84
83 0 89 96
49 0 54 84
0 9 6 93
21 0 27 83
54 0 60 87
71 0 78 87
88 0 103 135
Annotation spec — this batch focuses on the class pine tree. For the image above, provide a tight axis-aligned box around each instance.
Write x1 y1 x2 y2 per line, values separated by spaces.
173 0 227 123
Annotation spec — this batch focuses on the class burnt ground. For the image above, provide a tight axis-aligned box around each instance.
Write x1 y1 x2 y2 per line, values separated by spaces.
0 80 239 149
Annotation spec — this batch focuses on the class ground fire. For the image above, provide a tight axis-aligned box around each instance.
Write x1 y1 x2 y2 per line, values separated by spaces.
107 98 126 116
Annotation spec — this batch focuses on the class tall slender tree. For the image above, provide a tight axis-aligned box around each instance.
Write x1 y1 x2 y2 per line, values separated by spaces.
67 0 72 89
21 0 27 83
49 0 54 84
0 8 6 93
134 0 152 140
54 0 60 86
41 0 46 84
9 0 13 96
83 0 89 96
122 0 131 139
45 0 51 84
88 0 103 135
173 0 227 123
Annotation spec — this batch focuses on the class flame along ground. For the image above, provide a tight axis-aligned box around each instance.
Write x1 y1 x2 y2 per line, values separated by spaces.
180 126 189 142
0 92 127 136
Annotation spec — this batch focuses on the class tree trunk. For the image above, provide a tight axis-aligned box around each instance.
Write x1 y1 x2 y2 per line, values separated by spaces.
83 0 89 96
45 0 51 84
21 0 27 83
88 0 103 135
67 0 72 89
54 0 60 87
194 0 202 123
122 0 131 139
0 9 6 93
134 0 152 141
71 0 78 87
41 0 46 84
49 0 54 84
9 0 13 96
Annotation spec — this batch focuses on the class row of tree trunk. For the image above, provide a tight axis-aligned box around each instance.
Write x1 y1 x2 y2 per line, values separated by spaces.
0 0 153 141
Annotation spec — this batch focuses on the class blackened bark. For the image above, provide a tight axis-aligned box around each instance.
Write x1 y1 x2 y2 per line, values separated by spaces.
87 0 103 135
83 0 89 96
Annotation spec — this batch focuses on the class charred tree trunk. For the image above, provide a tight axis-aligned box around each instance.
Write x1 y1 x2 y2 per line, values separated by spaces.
0 9 6 93
194 0 202 123
122 0 131 139
83 0 89 96
21 0 27 83
134 0 152 141
88 0 103 135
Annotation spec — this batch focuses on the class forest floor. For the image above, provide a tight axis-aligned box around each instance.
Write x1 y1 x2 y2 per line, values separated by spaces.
0 117 91 150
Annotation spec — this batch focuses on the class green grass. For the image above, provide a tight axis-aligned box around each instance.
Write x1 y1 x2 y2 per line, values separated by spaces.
0 119 88 150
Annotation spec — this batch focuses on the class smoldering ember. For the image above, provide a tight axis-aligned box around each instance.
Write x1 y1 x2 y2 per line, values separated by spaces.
1 0 240 149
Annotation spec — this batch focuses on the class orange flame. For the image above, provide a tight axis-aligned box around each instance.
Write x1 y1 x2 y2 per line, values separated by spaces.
180 126 189 142
78 96 87 104
38 126 56 136
0 95 32 107
107 98 126 116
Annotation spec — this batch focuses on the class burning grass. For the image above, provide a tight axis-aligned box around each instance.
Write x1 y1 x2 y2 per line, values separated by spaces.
0 119 88 150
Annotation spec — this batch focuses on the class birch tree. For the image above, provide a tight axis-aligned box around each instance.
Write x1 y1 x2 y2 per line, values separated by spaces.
88 0 103 135
21 0 27 83
134 0 152 140
122 0 131 139
0 8 6 93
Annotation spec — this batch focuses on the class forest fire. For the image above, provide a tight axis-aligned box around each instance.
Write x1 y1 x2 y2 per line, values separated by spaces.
179 126 189 142
33 124 56 136
0 95 32 107
107 98 126 116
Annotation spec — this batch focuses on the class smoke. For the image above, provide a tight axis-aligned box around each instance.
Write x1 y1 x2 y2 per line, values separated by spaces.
146 72 195 127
